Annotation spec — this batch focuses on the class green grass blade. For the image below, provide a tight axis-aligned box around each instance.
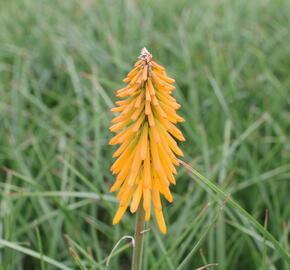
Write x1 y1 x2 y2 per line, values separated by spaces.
0 239 72 270
178 160 290 263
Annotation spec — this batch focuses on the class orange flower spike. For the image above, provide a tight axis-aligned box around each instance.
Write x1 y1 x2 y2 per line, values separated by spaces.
109 48 185 234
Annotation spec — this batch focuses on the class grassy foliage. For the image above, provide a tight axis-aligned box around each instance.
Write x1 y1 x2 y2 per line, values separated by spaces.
0 0 290 269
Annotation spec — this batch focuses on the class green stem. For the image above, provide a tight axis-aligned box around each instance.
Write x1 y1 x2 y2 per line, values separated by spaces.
131 205 146 270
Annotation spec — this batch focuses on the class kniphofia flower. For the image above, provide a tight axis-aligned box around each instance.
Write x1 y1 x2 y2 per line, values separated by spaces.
109 48 185 234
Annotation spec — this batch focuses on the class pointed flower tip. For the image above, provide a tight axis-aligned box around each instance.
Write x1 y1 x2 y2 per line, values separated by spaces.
139 47 152 62
141 47 150 56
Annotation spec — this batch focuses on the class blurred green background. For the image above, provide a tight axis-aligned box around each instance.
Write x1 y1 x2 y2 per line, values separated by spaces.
0 0 290 269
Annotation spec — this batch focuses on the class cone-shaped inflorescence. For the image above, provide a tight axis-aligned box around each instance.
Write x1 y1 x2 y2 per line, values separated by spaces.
109 48 185 234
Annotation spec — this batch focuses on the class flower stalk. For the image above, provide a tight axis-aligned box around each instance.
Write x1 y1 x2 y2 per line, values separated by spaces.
131 205 146 270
